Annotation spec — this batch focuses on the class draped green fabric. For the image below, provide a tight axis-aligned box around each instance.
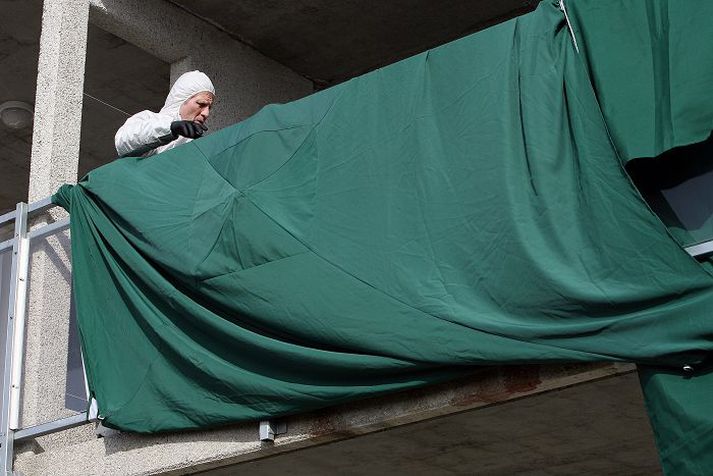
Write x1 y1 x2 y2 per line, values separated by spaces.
54 1 713 473
566 2 713 473
567 0 713 162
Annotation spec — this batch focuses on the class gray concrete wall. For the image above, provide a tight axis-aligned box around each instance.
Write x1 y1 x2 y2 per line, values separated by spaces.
22 0 89 435
88 0 313 130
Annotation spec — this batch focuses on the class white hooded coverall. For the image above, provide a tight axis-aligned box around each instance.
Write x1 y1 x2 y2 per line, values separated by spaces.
114 70 215 157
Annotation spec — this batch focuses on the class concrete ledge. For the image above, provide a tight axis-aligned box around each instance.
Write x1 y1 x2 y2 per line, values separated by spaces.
14 362 636 475
175 362 636 474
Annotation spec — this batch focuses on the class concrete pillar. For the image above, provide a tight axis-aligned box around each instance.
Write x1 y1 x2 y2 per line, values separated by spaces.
28 0 90 201
22 0 90 434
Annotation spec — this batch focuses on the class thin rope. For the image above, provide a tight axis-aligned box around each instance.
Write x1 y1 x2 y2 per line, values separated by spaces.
559 0 580 54
83 93 132 117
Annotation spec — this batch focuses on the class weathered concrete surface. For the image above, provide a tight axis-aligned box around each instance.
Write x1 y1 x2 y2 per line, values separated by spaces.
27 0 89 203
203 369 660 476
14 363 656 475
22 0 89 440
168 0 541 86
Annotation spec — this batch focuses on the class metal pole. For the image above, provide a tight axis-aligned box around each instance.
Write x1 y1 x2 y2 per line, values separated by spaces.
80 347 99 421
0 202 28 475
28 217 69 242
13 413 90 442
9 204 30 432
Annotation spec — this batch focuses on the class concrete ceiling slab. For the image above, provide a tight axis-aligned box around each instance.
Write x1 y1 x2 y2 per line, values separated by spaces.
200 373 661 475
168 0 540 86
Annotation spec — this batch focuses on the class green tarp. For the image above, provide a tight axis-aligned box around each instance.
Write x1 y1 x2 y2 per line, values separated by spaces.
567 1 713 473
567 0 713 161
54 1 713 473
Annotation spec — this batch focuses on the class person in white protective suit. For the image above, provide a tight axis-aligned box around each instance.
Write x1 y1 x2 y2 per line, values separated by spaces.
115 70 216 157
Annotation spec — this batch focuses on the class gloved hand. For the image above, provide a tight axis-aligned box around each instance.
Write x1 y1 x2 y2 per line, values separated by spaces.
170 120 208 139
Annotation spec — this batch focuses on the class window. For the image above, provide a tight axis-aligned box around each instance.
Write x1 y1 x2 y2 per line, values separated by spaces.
627 134 713 246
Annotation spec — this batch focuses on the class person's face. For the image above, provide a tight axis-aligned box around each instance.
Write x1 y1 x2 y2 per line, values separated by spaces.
179 91 214 124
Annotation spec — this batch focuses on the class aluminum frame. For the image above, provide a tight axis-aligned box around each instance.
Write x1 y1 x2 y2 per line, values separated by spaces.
685 240 713 258
0 200 93 475
0 203 28 475
13 412 91 442
0 197 288 474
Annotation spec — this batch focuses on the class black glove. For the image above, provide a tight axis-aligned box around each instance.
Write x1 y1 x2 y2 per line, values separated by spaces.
170 120 208 139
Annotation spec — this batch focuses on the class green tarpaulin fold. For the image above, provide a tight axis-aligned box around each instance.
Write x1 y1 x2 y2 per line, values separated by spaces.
54 1 713 473
567 0 713 161
566 1 713 473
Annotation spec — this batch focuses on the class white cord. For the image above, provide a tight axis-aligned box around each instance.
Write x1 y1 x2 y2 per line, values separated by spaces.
83 93 132 117
559 0 580 54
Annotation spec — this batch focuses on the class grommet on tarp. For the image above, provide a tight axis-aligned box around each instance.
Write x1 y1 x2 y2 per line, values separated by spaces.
682 364 694 373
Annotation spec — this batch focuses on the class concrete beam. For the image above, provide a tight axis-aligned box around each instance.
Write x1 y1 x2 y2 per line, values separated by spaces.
13 363 637 474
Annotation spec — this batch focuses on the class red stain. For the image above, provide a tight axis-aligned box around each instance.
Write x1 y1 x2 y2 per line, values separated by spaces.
449 366 543 407
503 366 542 394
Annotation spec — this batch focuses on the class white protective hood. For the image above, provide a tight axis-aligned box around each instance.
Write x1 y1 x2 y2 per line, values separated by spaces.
115 70 216 157
160 70 216 119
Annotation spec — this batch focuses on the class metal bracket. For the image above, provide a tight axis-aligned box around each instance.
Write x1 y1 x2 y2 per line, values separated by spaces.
14 412 94 442
259 420 287 442
95 421 119 439
685 239 713 258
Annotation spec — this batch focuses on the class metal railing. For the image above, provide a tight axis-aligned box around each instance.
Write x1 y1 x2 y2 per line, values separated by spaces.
0 197 286 475
0 197 96 475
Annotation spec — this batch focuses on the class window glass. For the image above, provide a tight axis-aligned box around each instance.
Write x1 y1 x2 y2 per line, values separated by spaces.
627 134 713 246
